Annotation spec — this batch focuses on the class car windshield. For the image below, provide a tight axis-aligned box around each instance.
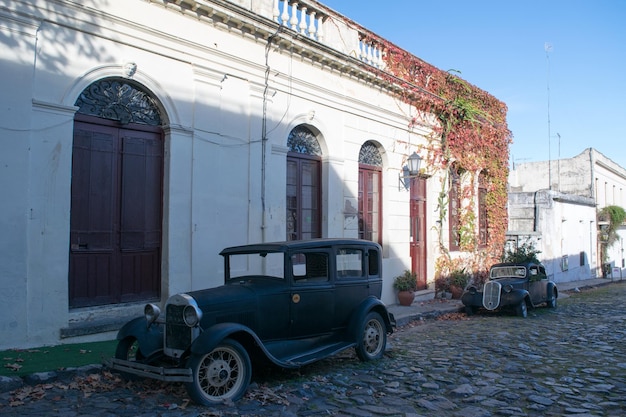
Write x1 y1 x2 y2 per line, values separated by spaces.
228 252 285 280
490 266 526 279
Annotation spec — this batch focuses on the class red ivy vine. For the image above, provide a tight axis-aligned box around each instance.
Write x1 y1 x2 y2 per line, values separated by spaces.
373 43 512 278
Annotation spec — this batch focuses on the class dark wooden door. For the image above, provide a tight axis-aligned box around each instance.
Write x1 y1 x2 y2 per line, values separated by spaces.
410 177 427 290
286 154 321 241
69 119 163 308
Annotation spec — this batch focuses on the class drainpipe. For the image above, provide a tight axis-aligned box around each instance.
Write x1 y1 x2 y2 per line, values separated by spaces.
533 190 541 232
261 27 282 242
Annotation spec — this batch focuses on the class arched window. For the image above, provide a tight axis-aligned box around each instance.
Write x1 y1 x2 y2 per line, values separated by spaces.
286 126 322 241
449 163 462 251
358 141 382 245
478 171 488 247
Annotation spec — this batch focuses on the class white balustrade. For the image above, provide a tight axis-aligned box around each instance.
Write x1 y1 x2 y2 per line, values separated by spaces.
271 0 384 68
359 38 385 69
274 0 322 41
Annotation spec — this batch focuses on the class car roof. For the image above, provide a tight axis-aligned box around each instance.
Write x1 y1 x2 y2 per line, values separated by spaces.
220 238 381 255
490 262 543 269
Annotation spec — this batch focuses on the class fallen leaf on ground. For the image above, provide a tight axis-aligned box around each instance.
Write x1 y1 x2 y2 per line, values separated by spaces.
4 363 23 371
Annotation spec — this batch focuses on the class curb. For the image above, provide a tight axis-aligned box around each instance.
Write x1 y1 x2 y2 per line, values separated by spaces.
393 305 464 328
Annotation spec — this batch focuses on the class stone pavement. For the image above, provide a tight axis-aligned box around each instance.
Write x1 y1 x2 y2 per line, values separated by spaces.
387 276 619 327
1 276 624 417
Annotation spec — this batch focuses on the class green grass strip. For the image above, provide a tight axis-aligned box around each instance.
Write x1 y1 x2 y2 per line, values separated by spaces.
0 340 117 377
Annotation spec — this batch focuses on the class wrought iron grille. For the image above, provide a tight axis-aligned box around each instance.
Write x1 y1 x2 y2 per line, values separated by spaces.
287 126 321 155
359 141 382 166
75 78 161 126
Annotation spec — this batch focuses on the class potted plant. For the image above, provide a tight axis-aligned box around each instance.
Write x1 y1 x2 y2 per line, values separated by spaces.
393 270 417 306
448 269 469 299
434 276 451 299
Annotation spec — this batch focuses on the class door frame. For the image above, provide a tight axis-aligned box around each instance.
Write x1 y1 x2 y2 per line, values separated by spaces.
410 177 427 289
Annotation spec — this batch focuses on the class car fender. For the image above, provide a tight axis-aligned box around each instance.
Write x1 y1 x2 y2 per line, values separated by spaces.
190 322 260 355
501 289 532 308
347 296 395 341
189 322 305 369
461 291 482 307
547 282 558 299
116 316 164 358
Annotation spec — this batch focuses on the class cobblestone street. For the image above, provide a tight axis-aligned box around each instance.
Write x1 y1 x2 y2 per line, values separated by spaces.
2 282 626 416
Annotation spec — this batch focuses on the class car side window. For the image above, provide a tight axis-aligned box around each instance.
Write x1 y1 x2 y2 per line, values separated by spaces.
529 266 545 282
292 252 329 283
336 248 363 279
368 249 379 277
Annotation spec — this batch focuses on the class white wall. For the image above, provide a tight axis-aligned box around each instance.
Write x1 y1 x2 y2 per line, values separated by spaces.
508 190 596 283
0 0 445 349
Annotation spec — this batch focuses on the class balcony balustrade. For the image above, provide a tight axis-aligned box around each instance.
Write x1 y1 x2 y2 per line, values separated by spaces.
153 0 388 71
272 0 385 69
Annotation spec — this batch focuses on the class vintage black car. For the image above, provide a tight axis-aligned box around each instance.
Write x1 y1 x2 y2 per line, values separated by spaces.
461 262 558 317
109 239 395 405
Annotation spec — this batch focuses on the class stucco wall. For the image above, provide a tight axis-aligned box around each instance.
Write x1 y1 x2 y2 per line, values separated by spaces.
509 148 626 280
508 190 597 283
0 0 449 349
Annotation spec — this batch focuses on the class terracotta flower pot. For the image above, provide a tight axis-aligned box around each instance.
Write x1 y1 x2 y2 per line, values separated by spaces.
449 285 463 299
397 290 415 306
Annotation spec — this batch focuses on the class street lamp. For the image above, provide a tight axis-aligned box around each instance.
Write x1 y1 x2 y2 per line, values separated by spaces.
399 152 422 190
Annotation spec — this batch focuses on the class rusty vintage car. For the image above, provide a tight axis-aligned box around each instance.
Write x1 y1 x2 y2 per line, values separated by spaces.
461 262 558 318
108 239 395 405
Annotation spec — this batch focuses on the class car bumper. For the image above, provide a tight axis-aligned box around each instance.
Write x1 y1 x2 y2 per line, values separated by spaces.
107 358 193 382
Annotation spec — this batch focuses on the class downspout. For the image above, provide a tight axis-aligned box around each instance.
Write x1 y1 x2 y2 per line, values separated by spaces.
261 27 281 242
533 190 541 232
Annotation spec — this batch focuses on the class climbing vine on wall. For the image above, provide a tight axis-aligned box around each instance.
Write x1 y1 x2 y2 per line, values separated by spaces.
374 43 512 279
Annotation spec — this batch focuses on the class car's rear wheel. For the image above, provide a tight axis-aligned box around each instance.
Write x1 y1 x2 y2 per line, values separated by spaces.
356 311 386 361
547 289 557 308
186 339 251 405
516 300 528 318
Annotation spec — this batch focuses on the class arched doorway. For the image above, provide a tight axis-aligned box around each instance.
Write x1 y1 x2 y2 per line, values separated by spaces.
69 78 164 308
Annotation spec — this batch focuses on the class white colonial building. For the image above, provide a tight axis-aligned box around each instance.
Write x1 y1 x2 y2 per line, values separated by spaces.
0 0 506 350
509 148 626 282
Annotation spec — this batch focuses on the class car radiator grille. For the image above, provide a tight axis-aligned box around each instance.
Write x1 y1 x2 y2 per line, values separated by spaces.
482 281 501 310
166 304 192 351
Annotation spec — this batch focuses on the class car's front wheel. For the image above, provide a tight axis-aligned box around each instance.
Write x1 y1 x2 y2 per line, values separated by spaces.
186 339 251 405
465 305 478 316
516 300 528 318
356 311 386 361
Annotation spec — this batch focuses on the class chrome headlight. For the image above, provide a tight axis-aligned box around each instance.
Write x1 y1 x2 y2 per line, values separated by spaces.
183 304 203 327
503 284 513 293
144 303 161 326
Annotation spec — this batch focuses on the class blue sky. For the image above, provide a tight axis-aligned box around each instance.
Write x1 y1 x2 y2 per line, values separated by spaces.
321 0 626 169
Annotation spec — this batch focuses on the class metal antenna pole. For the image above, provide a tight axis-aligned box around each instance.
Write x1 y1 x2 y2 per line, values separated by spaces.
545 42 553 190
557 132 561 191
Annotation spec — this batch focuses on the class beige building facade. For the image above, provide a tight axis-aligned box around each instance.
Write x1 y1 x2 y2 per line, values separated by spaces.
509 148 626 281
